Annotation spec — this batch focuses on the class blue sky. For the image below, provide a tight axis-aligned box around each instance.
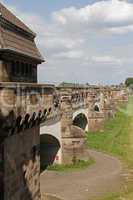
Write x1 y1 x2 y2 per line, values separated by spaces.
4 0 97 15
3 0 133 85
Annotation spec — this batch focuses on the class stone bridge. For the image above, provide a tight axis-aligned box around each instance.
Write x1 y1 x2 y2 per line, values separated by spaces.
40 84 128 166
0 3 129 200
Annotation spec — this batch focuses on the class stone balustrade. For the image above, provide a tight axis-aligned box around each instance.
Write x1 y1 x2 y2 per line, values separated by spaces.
0 82 60 139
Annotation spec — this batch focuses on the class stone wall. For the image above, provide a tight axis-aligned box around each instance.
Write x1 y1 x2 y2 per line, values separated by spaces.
88 112 105 132
4 126 40 200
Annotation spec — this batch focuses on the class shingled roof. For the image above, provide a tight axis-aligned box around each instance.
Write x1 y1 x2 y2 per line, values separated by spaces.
0 3 35 36
0 3 44 63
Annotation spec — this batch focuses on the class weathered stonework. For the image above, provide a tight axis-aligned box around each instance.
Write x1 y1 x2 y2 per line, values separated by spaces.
4 127 40 200
60 96 89 164
0 3 45 200
40 84 129 166
88 112 105 132
62 126 88 164
0 4 130 200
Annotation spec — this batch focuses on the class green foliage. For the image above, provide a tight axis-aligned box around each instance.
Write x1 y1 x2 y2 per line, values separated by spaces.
47 159 95 172
125 77 133 87
86 111 133 167
99 185 133 200
86 98 133 200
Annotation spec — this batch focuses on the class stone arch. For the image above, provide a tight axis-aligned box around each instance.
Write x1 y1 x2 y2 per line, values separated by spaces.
94 101 101 112
73 113 88 130
72 109 88 131
40 134 61 171
94 104 100 112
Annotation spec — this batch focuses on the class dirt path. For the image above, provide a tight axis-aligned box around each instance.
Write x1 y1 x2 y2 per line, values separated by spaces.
41 150 124 200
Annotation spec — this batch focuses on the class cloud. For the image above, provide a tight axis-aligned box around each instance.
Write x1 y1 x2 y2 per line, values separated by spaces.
91 56 122 65
53 0 133 34
3 0 133 84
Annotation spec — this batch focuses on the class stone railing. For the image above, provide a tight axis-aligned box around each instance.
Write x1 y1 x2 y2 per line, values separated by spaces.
46 107 61 121
72 100 88 110
0 82 60 138
0 82 58 117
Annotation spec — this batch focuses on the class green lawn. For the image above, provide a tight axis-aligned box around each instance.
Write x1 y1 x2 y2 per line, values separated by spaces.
86 97 133 200
47 159 95 172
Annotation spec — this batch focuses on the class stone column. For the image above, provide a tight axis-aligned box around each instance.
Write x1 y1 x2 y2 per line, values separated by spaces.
60 100 88 164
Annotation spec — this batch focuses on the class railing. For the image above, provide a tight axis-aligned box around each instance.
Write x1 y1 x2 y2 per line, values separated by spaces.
0 81 59 119
46 107 61 121
0 82 62 138
71 98 89 109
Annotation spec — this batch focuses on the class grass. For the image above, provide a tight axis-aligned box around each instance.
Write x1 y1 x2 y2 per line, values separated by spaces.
47 159 95 172
86 97 133 200
99 185 133 200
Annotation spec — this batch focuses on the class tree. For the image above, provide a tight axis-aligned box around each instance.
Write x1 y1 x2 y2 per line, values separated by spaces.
125 77 133 87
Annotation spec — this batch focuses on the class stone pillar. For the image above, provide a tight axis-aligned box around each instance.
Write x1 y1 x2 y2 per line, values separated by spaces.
60 100 88 164
88 111 105 132
60 99 73 164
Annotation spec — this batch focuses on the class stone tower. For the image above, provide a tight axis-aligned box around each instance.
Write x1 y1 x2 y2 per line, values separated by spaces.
0 3 44 200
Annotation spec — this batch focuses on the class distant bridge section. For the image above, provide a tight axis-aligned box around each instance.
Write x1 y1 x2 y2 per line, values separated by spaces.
40 84 129 166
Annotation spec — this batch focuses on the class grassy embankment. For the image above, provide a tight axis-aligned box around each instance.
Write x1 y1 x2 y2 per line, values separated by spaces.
47 158 95 172
86 97 133 200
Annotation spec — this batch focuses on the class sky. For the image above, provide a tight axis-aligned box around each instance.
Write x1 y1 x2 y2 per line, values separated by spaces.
1 0 133 85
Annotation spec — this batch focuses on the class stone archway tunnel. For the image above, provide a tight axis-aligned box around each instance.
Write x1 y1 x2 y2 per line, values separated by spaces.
40 134 60 171
73 113 88 130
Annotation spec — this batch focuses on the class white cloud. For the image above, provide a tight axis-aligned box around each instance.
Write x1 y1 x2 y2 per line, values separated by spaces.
3 1 133 84
53 0 133 34
53 50 84 59
91 56 122 65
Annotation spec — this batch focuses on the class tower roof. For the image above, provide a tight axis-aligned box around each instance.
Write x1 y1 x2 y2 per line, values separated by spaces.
0 3 44 63
0 3 35 36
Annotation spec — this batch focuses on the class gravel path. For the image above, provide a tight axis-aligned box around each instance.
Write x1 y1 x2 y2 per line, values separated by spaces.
41 150 124 200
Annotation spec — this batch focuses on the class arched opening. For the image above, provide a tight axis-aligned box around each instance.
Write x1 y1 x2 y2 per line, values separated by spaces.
94 105 100 112
73 113 88 130
40 134 60 171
